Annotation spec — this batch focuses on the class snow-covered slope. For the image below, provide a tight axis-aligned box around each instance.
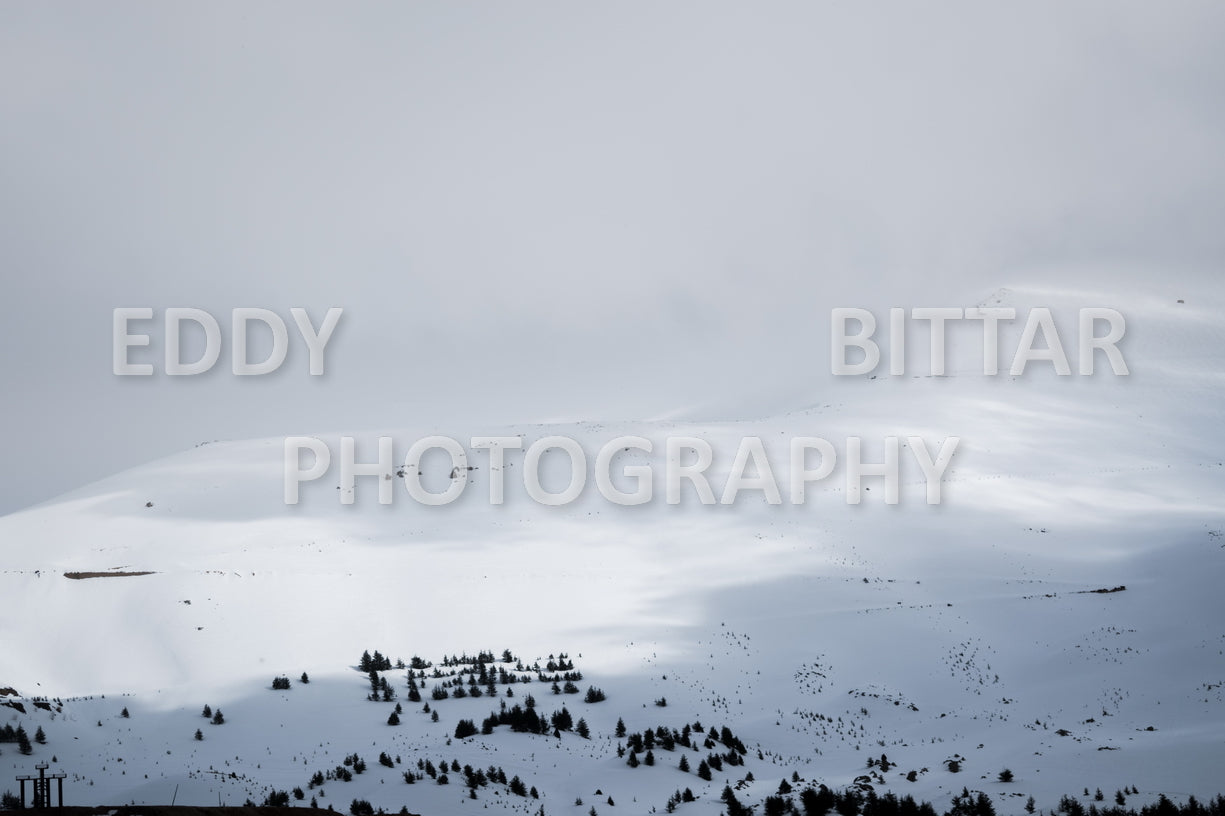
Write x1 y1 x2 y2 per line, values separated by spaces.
1 282 1223 814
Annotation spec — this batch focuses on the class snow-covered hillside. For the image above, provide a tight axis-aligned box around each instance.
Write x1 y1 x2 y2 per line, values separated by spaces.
2 282 1223 814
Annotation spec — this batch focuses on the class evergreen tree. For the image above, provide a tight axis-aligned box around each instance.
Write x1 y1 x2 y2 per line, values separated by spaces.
301 672 311 684
615 718 627 738
202 704 212 718
576 718 590 738
949 789 996 816
17 725 33 755
212 709 225 725
120 707 130 718
194 729 203 741
34 726 46 745
265 790 291 807
722 785 750 816
387 711 400 726
550 707 573 732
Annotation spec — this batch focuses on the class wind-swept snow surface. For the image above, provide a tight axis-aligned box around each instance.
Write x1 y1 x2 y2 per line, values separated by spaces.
1 283 1223 813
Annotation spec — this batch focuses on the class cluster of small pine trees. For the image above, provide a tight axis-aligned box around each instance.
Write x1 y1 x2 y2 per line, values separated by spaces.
262 789 291 807
414 659 565 698
615 719 747 776
544 670 585 685
543 655 575 672
306 753 367 788
664 787 697 812
0 724 34 755
368 671 395 702
946 788 997 816
698 783 1225 816
470 697 586 738
439 650 512 667
400 758 535 799
358 650 395 673
411 650 579 686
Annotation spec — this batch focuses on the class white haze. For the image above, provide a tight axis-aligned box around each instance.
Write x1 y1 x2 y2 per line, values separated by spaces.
1 2 1223 514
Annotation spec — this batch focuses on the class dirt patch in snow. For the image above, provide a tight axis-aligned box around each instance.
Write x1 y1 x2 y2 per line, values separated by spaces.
63 571 156 580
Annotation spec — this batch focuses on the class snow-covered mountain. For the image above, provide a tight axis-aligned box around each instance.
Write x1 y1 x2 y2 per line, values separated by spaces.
2 282 1223 814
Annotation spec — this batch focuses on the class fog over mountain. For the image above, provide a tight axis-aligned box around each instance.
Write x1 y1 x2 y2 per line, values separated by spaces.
2 5 1224 816
2 2 1223 513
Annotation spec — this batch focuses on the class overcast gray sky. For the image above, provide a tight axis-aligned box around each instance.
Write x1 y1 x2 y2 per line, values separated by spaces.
2 2 1223 515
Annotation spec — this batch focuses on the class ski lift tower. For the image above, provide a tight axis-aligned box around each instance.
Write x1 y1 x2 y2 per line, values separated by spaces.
16 761 66 808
